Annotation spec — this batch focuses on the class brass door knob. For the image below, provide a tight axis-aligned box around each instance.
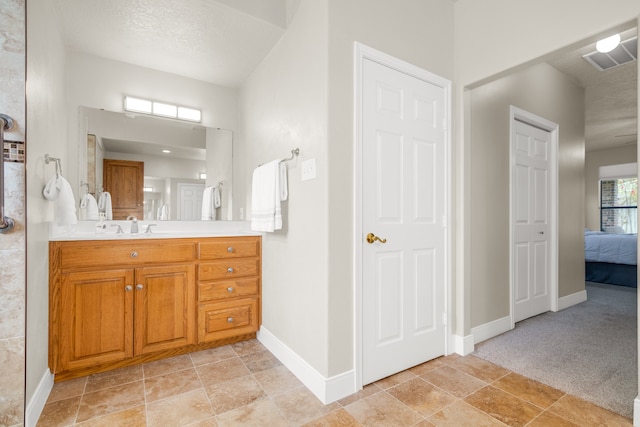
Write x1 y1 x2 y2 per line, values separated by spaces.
366 233 387 244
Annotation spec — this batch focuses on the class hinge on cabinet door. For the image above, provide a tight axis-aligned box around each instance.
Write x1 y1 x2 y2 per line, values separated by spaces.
442 312 448 326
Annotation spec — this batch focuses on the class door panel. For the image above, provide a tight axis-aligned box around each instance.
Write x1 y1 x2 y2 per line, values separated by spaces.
362 58 447 384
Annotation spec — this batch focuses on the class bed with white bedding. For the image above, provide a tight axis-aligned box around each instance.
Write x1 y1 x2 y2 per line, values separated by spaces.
584 230 637 287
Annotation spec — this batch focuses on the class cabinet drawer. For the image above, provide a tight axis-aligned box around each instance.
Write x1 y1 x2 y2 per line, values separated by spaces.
198 278 259 302
59 242 196 268
199 258 259 281
199 238 259 259
198 298 259 342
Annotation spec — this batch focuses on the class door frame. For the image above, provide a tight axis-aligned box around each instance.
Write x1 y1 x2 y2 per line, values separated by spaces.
509 106 559 328
354 42 453 389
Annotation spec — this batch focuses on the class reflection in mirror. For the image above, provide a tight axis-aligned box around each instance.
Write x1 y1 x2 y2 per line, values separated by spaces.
79 106 233 221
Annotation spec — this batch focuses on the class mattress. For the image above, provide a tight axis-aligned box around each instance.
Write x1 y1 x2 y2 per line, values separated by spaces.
584 231 637 266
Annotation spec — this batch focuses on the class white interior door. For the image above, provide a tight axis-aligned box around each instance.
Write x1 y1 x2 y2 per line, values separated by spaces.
512 119 552 322
361 57 447 385
177 183 205 220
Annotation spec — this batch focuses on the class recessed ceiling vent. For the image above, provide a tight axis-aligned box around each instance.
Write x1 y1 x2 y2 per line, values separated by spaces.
583 36 637 71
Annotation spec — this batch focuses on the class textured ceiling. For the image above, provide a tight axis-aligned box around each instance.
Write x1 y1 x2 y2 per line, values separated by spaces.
548 28 637 152
51 0 288 87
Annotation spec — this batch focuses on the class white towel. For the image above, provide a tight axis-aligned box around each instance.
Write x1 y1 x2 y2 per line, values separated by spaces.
80 194 99 220
43 175 78 226
158 204 169 220
251 159 287 232
201 186 221 221
98 191 113 220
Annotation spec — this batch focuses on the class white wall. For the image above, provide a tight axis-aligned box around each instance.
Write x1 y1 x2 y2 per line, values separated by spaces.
585 145 638 231
239 0 330 375
25 0 68 415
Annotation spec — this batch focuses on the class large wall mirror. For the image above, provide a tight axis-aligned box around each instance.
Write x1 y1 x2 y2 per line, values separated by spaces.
79 106 233 221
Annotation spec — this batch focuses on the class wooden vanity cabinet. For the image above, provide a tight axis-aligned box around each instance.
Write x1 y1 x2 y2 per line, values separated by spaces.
49 236 261 381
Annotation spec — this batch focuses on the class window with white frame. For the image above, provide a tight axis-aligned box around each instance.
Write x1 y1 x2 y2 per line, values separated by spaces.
599 163 638 234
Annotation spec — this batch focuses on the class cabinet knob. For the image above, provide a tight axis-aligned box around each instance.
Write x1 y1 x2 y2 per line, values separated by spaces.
227 267 234 273
131 251 138 258
227 317 234 323
136 284 144 290
227 246 233 253
125 285 133 292
227 287 234 293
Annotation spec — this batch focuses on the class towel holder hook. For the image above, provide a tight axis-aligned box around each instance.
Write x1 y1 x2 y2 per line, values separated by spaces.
45 154 62 176
0 114 15 233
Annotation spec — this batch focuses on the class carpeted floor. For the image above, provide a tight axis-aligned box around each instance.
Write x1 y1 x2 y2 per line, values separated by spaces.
473 282 637 419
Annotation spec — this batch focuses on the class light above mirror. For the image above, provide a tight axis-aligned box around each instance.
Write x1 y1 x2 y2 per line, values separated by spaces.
124 96 202 122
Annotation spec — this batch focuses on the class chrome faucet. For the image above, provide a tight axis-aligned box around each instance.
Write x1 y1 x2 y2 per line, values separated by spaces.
144 224 157 234
111 224 124 234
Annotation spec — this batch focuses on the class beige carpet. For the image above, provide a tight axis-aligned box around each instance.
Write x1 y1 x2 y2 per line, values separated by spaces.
473 282 637 419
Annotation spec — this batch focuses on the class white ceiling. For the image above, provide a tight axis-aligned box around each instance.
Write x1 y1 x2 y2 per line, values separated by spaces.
51 1 636 153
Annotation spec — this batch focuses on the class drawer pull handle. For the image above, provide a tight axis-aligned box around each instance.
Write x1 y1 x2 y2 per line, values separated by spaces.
227 317 234 323
125 285 133 292
131 251 138 258
227 267 234 273
227 246 233 253
227 287 234 293
136 284 144 290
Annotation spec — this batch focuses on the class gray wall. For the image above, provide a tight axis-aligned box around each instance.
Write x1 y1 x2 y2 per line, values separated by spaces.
469 62 585 327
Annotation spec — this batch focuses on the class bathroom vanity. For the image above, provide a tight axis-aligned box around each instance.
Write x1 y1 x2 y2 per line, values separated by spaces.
48 233 261 381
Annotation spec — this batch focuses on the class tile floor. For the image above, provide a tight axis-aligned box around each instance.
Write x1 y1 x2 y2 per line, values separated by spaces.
37 339 632 426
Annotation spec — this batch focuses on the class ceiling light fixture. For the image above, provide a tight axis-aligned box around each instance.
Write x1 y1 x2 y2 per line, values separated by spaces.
124 96 202 123
596 34 621 53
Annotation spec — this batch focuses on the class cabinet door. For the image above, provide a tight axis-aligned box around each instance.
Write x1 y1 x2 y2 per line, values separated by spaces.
134 264 195 355
58 269 134 372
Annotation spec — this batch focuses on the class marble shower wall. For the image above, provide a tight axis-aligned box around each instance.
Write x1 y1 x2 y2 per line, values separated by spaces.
0 0 26 425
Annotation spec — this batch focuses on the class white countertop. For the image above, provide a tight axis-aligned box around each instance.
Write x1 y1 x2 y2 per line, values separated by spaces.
49 220 261 241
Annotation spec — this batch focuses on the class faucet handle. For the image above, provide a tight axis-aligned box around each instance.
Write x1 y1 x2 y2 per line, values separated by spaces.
145 224 157 234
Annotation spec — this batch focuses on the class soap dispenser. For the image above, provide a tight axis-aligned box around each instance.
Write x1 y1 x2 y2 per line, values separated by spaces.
131 218 139 234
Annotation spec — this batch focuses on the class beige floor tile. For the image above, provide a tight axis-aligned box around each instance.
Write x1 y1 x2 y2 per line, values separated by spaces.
205 375 265 414
215 396 288 427
420 365 487 398
374 370 417 390
146 389 215 427
428 400 506 427
143 354 193 378
185 417 219 426
74 405 146 426
196 357 251 385
464 385 541 427
144 367 203 402
526 411 580 427
272 386 341 425
302 408 363 426
338 383 382 406
76 380 145 423
408 357 449 376
190 345 238 366
253 364 303 396
492 372 565 409
344 391 423 427
36 396 81 427
239 349 282 373
387 377 456 418
548 395 633 427
448 355 510 383
84 364 143 393
46 377 87 403
230 339 266 356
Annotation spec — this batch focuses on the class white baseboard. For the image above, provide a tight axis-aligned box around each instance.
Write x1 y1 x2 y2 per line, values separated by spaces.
452 334 474 355
634 395 640 426
557 289 587 311
471 315 512 346
25 369 54 427
257 327 356 404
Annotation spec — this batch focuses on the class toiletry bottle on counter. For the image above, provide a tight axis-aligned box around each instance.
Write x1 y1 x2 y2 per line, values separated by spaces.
95 213 107 234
